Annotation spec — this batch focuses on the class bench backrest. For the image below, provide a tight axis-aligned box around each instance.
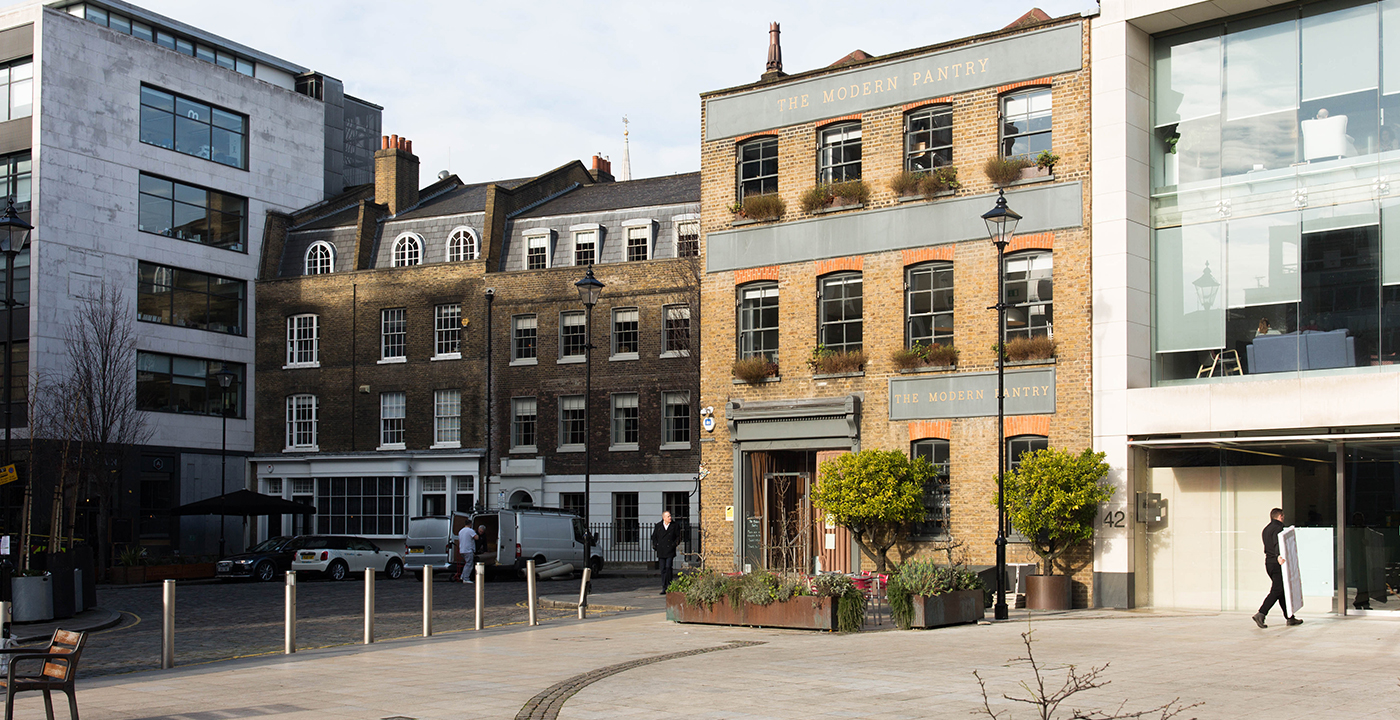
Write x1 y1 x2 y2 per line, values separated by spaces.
41 630 84 681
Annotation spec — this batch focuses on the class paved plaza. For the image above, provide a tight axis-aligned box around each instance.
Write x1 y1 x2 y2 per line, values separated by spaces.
15 586 1399 720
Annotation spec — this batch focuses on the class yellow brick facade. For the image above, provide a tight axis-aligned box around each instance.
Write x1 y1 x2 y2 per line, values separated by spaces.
697 18 1096 606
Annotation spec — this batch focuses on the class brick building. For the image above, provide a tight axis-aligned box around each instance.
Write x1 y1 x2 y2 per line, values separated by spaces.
698 14 1097 604
253 139 701 555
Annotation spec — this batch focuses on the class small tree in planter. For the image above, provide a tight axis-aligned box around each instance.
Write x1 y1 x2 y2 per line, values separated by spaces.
999 447 1113 608
813 450 932 573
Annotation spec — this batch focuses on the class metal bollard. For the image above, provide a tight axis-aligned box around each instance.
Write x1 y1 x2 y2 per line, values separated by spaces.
160 579 175 669
422 566 433 637
363 567 375 644
0 599 10 636
474 563 484 630
577 567 592 620
284 571 297 654
526 559 538 626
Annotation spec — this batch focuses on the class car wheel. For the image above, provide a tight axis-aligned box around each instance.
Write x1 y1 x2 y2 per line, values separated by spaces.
327 560 348 581
255 561 276 582
587 557 603 575
385 558 404 580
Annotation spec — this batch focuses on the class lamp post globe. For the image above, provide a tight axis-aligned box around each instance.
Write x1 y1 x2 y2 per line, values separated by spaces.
981 189 1020 622
574 265 604 573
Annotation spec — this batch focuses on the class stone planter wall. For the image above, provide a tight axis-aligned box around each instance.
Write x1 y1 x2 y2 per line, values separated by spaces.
665 593 839 631
909 589 985 628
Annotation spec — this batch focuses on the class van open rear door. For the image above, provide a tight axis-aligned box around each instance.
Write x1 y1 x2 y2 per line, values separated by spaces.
472 512 509 567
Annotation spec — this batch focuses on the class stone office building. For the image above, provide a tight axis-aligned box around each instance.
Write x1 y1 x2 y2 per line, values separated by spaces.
698 13 1096 602
253 140 701 553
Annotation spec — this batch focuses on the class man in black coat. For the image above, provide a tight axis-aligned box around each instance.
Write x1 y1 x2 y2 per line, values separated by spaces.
651 511 681 595
1254 507 1302 628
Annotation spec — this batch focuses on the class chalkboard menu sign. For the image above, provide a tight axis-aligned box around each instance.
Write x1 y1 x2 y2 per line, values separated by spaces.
743 516 763 569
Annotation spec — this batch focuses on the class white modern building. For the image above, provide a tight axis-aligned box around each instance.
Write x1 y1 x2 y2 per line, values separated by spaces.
0 0 379 557
1094 0 1400 616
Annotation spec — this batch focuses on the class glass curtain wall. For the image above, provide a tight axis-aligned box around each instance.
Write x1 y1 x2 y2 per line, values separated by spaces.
1152 1 1400 382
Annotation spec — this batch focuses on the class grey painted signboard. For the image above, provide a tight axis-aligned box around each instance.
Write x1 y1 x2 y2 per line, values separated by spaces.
705 22 1082 141
889 368 1056 420
706 183 1082 274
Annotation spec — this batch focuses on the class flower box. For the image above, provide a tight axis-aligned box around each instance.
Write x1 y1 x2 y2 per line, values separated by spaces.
109 566 146 584
144 563 217 581
665 592 839 631
909 589 985 628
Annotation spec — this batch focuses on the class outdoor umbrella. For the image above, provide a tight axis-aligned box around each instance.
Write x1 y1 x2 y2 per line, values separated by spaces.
171 489 317 517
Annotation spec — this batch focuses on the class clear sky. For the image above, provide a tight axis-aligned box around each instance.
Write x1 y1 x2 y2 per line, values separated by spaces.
22 0 1094 185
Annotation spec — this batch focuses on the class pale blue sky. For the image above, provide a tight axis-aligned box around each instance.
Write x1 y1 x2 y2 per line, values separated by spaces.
24 0 1094 185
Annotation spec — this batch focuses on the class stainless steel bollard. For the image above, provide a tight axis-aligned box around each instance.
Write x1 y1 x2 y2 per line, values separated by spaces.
526 559 538 626
363 567 375 644
422 566 433 637
0 599 11 635
284 571 297 654
160 579 175 669
474 563 484 630
577 567 592 620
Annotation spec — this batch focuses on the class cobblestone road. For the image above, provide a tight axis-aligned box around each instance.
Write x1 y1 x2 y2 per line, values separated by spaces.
56 573 654 677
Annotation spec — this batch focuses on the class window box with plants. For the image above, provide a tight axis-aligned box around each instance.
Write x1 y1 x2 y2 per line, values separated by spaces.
733 356 779 384
984 150 1058 187
889 167 960 201
887 559 987 629
995 336 1057 365
891 342 958 371
800 179 870 214
807 345 866 377
666 569 866 632
730 193 785 225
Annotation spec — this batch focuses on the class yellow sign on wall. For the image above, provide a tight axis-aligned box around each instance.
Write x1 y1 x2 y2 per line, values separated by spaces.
0 465 17 486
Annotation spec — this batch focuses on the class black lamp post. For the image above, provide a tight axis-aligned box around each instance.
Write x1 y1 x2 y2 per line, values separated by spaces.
213 365 237 558
0 198 31 469
574 265 604 568
982 189 1020 622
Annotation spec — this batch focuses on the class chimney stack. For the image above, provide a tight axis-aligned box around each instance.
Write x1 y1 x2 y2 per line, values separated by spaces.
375 134 420 215
590 154 614 183
761 22 786 82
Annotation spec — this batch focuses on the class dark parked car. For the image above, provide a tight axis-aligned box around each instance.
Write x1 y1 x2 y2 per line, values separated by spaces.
216 536 297 582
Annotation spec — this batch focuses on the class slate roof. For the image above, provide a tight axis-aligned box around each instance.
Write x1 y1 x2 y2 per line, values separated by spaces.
393 177 534 221
514 172 700 219
295 204 361 231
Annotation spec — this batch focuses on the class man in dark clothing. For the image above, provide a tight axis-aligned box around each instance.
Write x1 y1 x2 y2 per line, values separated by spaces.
651 511 681 595
1254 508 1303 628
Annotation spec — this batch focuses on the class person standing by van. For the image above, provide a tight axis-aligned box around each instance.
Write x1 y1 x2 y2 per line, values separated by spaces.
651 511 680 595
457 524 479 584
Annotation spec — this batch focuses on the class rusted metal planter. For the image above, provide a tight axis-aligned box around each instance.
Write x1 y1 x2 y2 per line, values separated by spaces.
909 590 985 628
1026 574 1073 610
666 593 838 631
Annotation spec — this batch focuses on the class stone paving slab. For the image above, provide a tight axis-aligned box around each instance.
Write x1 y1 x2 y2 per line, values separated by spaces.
8 607 122 643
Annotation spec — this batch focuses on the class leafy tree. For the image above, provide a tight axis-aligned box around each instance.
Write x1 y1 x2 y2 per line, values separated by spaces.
812 449 932 572
999 447 1113 576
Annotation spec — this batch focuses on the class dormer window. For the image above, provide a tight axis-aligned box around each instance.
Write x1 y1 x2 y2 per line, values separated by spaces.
392 233 423 267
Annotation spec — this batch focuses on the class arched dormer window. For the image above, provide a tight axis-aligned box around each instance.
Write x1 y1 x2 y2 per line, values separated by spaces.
304 241 335 275
447 226 478 262
392 232 423 267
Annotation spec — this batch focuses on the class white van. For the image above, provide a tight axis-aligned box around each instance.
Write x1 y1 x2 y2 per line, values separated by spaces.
403 515 461 573
473 508 602 576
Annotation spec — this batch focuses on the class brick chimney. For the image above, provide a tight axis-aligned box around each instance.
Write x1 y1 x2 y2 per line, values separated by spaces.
375 134 420 215
590 154 614 183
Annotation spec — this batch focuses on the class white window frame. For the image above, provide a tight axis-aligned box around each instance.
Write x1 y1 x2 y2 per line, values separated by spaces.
304 241 335 275
573 228 598 267
661 304 690 358
433 389 461 448
610 392 640 451
446 226 478 262
558 310 587 364
285 394 318 451
379 391 406 450
392 232 423 267
557 394 586 452
511 396 538 453
380 307 407 363
673 213 700 258
611 307 639 360
433 303 462 360
511 314 538 365
622 218 653 262
285 313 320 368
524 229 553 270
661 390 691 450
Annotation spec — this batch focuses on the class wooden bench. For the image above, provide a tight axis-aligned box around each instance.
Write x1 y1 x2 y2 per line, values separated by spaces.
0 629 85 720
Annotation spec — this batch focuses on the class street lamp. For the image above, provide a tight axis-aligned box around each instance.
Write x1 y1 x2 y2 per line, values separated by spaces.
574 265 604 569
0 197 31 468
213 364 237 558
982 189 1020 622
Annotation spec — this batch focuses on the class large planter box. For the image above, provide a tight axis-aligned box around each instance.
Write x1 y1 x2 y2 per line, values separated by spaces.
109 566 146 584
910 590 985 628
144 563 216 581
665 592 838 631
1026 574 1073 610
11 574 53 623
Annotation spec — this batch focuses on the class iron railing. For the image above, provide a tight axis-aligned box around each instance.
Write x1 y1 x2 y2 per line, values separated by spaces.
587 521 700 564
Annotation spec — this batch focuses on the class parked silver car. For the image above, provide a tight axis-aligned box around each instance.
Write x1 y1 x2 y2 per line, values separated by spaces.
288 535 405 581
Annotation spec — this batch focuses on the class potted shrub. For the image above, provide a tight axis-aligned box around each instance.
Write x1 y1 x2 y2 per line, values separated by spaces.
890 168 960 200
1035 150 1060 175
110 545 147 585
734 193 785 222
984 156 1032 186
665 569 866 632
732 356 778 384
800 180 870 213
996 336 1057 363
891 342 958 370
812 450 933 572
807 345 867 375
889 170 922 196
998 447 1114 610
887 559 986 629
